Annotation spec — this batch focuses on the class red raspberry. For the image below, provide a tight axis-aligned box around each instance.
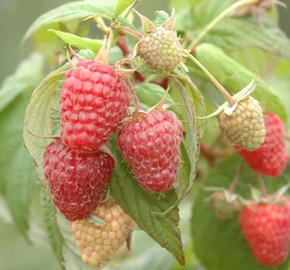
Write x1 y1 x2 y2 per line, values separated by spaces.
117 110 183 193
60 60 130 152
239 201 290 266
44 141 114 221
236 113 288 177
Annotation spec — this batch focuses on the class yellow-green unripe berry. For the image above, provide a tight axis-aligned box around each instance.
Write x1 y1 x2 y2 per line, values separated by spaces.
218 97 265 151
137 27 184 72
71 200 134 267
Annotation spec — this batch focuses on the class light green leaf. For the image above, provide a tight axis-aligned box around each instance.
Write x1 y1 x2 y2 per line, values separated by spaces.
49 29 102 52
23 1 115 41
0 54 43 113
23 69 66 173
114 0 134 18
176 82 199 196
109 137 185 265
154 10 170 26
191 156 290 270
40 187 65 269
197 18 290 59
0 54 43 239
195 43 288 122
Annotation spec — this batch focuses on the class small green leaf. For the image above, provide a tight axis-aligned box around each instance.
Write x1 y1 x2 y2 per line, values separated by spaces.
49 29 102 52
114 0 134 18
23 69 66 171
195 43 287 122
176 82 199 195
23 1 113 41
154 11 170 26
40 187 65 269
134 82 183 119
191 156 290 270
109 137 185 265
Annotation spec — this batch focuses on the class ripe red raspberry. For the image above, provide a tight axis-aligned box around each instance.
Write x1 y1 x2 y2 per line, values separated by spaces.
236 113 288 177
117 110 183 193
239 201 290 266
60 60 130 152
71 200 134 267
44 141 114 221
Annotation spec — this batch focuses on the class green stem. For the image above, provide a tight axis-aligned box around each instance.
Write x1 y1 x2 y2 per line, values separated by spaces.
256 174 267 198
186 52 235 105
190 0 256 49
124 0 142 18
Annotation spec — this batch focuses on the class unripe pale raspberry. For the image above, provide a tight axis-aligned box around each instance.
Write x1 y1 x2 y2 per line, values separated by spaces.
117 110 183 193
239 201 290 266
137 27 184 72
60 60 130 152
236 113 288 177
71 200 134 267
218 97 265 150
44 141 114 221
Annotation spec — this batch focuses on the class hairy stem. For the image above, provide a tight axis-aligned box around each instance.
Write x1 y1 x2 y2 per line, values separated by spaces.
190 0 256 49
186 52 235 105
256 174 267 198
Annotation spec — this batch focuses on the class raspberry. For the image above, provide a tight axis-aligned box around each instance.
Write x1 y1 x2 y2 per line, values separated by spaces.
239 201 290 266
60 60 130 152
44 141 114 221
117 110 183 193
137 27 184 72
236 113 288 177
218 97 265 150
71 200 134 267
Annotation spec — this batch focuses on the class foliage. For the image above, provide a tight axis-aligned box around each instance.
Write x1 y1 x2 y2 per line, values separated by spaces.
1 0 290 269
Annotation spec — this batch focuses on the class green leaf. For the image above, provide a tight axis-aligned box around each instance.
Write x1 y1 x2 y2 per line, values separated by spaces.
191 156 290 270
40 187 65 269
154 11 170 26
134 82 183 119
0 54 43 239
197 18 290 59
49 29 102 52
23 1 115 41
109 137 185 265
114 0 134 18
176 82 199 196
0 54 43 113
23 69 66 173
195 43 287 122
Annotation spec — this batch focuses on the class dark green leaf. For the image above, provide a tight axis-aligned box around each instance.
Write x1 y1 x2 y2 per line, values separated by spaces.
49 29 102 52
109 138 185 265
195 43 287 122
114 0 134 18
191 156 290 270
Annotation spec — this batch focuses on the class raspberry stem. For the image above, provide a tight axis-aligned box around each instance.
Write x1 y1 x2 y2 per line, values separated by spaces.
189 0 257 50
229 164 242 193
123 0 142 18
120 26 143 39
256 174 267 198
124 78 142 111
186 52 235 106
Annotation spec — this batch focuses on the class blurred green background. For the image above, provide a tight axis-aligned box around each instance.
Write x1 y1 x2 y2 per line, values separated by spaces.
0 0 289 269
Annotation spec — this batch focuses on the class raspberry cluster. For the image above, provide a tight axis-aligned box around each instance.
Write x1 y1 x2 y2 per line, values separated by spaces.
44 59 131 221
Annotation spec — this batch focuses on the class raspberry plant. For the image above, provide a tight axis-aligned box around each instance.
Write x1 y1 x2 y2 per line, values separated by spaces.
1 0 290 269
